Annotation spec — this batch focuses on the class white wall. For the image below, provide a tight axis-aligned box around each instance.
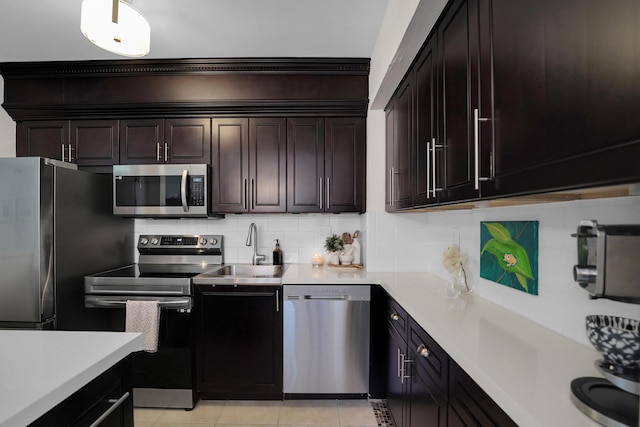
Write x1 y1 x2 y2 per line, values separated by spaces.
366 0 640 348
0 76 16 156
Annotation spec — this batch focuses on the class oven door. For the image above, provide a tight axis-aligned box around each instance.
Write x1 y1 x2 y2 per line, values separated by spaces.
113 164 208 218
85 295 196 409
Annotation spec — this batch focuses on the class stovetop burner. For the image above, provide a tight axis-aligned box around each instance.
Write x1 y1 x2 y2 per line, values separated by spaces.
570 377 639 427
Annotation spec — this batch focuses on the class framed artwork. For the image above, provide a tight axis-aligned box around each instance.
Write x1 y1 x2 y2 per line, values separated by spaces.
480 221 539 295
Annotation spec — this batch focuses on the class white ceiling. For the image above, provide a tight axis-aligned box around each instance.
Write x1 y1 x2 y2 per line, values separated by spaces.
0 0 389 62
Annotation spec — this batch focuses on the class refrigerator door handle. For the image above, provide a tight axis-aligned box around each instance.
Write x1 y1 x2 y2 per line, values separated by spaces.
41 243 54 317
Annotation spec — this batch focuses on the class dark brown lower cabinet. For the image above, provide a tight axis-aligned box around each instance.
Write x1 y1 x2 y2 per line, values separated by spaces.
379 290 516 427
30 357 133 427
448 360 517 427
195 285 282 400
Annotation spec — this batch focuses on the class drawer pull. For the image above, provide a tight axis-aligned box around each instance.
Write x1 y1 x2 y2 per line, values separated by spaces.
390 312 399 321
417 343 430 358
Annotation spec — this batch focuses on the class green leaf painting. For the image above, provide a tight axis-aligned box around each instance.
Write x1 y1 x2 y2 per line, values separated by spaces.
480 221 539 295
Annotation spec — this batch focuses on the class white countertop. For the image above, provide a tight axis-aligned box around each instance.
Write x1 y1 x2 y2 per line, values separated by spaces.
282 264 604 427
0 330 143 427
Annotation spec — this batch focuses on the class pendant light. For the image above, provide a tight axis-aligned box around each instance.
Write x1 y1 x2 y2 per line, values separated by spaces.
80 0 150 57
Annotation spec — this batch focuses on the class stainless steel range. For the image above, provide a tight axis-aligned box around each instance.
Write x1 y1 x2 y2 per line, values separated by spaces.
84 234 223 409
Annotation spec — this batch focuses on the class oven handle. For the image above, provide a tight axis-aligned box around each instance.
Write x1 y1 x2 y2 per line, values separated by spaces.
85 298 191 310
181 169 189 212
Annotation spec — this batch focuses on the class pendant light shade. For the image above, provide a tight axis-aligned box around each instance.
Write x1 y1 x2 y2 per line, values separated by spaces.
81 0 150 57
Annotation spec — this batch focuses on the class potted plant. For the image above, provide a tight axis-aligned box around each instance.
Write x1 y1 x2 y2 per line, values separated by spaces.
324 234 344 265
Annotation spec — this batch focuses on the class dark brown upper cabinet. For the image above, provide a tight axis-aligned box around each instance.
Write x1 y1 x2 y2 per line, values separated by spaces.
437 0 483 204
413 35 439 207
119 118 211 165
70 120 119 167
17 119 119 169
210 118 286 213
288 117 365 213
480 0 640 197
386 0 640 209
17 120 69 161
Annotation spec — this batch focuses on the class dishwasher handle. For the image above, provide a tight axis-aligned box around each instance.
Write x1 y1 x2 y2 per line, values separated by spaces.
286 295 368 301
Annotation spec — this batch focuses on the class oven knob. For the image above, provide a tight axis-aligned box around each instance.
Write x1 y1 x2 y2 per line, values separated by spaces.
140 237 149 245
199 238 208 245
211 238 218 245
150 237 159 245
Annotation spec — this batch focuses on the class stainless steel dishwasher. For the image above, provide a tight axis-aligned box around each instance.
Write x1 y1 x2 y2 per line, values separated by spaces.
283 284 370 396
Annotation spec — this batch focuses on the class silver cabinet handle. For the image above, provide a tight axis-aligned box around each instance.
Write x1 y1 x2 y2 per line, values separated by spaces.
417 343 430 358
326 177 330 210
391 167 395 205
432 140 443 197
401 354 412 383
251 179 255 210
319 178 324 210
242 178 249 210
426 140 431 199
61 144 66 162
397 348 402 379
387 168 392 206
156 142 161 162
275 289 279 312
180 169 188 212
164 142 169 162
68 143 74 162
89 391 130 427
474 108 490 190
390 312 399 321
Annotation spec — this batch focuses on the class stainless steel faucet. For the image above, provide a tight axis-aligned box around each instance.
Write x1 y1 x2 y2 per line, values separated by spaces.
245 222 266 265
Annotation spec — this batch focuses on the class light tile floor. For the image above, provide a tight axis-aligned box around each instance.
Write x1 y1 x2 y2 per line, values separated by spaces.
135 399 380 427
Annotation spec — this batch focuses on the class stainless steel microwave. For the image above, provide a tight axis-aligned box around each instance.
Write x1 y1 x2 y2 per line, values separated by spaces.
113 164 211 218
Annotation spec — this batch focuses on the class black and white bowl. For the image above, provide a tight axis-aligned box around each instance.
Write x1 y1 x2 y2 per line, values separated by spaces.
586 315 640 371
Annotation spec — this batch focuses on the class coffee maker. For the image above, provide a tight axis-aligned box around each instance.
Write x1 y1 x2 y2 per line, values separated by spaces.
571 220 640 426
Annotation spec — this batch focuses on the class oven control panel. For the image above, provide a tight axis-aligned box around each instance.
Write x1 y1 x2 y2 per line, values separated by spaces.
138 234 223 253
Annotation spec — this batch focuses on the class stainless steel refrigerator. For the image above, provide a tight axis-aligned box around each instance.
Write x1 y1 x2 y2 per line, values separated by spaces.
0 157 134 330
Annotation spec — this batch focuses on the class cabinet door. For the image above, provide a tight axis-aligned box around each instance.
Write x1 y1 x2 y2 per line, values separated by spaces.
16 120 69 161
407 361 447 427
119 119 164 164
386 325 407 427
324 117 365 213
165 118 211 164
483 0 640 196
250 118 286 213
70 119 119 167
195 286 282 399
414 35 439 207
449 360 517 427
407 318 448 427
438 0 481 203
393 77 414 209
211 118 249 212
287 118 325 213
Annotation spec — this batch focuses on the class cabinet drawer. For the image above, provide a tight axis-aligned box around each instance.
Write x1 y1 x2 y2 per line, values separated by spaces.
386 296 408 339
408 317 448 393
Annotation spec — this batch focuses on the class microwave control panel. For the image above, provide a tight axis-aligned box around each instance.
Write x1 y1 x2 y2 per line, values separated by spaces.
189 175 205 206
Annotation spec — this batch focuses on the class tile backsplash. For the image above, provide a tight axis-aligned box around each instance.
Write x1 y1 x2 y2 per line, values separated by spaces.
134 214 365 265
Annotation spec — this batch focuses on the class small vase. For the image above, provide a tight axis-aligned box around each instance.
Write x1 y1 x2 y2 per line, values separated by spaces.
447 267 473 298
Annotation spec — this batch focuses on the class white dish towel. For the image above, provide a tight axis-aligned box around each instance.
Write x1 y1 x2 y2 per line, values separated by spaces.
126 300 161 353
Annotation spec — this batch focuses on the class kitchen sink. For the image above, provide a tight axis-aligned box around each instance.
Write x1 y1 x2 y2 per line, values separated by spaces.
193 264 287 285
